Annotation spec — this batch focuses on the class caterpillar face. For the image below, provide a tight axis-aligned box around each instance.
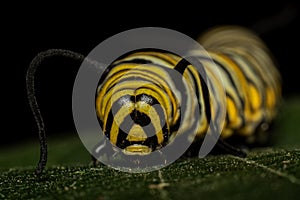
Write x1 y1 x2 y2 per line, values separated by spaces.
95 51 187 155
100 92 171 155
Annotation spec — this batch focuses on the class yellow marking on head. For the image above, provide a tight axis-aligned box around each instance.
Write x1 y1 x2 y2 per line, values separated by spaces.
123 145 152 155
126 124 147 142
109 103 134 145
97 89 135 128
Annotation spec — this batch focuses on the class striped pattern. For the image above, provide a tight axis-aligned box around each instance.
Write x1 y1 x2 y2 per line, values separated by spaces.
198 26 281 140
95 26 281 154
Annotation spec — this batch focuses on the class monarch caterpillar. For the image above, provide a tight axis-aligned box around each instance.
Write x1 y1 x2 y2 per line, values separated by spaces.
27 25 281 175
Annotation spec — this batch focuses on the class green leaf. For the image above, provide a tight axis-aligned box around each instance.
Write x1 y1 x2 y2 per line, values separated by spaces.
1 96 299 200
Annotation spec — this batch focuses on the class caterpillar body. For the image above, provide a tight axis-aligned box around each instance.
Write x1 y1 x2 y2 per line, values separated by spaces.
95 26 281 157
27 25 281 174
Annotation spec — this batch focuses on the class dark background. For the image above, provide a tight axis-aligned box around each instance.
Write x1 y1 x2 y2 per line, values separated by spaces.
1 1 299 146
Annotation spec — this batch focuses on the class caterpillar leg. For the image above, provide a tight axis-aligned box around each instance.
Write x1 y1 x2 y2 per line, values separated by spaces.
91 138 116 167
215 138 247 158
183 136 247 158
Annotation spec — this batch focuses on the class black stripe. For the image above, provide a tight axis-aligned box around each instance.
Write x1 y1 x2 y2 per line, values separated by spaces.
143 134 159 150
174 58 190 74
115 58 153 65
160 122 170 146
135 93 167 128
159 67 185 133
104 110 114 139
113 48 175 61
116 128 130 149
199 68 211 126
130 110 151 127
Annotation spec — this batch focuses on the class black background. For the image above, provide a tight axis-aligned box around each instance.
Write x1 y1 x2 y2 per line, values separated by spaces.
1 1 299 146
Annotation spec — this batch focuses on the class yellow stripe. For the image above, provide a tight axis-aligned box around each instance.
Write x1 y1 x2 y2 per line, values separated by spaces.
107 69 175 112
211 53 250 121
100 81 170 123
227 97 240 128
109 104 134 145
249 84 261 110
97 64 180 125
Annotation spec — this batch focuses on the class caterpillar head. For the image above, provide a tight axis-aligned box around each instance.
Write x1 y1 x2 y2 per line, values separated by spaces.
95 57 184 155
95 50 203 156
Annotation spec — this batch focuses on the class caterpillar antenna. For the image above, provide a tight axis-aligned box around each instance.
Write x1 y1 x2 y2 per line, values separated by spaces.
26 49 84 175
